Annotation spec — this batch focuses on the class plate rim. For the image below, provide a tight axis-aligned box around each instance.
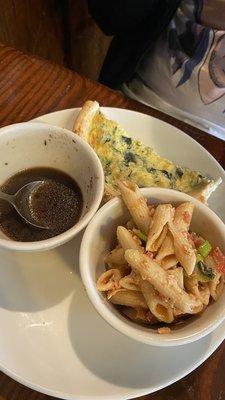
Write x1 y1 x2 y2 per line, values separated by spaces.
0 332 223 400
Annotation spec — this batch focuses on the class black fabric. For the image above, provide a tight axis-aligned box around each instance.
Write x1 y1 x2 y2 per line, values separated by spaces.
87 0 182 88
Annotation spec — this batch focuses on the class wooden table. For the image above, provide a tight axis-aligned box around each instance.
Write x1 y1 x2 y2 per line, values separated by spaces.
0 44 224 400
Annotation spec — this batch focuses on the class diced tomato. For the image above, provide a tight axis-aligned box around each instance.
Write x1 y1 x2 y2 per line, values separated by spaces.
190 232 204 248
183 211 191 224
211 247 225 274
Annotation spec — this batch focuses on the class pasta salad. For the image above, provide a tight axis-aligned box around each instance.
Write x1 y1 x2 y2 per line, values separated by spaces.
96 181 225 333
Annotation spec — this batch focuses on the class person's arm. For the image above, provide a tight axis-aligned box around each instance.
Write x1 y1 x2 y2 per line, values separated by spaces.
87 0 163 35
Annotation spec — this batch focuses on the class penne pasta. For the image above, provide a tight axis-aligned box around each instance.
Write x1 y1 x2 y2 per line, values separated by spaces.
117 226 143 251
208 272 224 301
156 203 194 269
199 284 211 306
150 226 168 252
97 269 122 291
124 249 203 314
107 263 130 277
174 202 194 232
203 255 223 301
168 267 184 289
117 181 152 235
168 220 196 275
146 204 174 252
120 271 140 291
155 231 177 269
109 288 148 309
161 255 178 270
104 247 126 266
148 205 156 217
122 307 157 324
139 280 174 323
184 273 210 305
184 271 200 297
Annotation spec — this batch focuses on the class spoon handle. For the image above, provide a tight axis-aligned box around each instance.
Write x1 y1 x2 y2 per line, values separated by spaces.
0 190 13 204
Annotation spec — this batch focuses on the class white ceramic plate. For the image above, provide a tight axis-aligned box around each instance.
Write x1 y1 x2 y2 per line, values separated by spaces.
0 108 224 400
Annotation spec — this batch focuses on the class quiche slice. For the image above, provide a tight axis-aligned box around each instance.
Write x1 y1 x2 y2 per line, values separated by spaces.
73 100 221 203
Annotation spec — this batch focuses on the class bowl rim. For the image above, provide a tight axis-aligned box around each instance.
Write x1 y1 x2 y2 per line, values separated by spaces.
0 121 105 251
80 187 225 346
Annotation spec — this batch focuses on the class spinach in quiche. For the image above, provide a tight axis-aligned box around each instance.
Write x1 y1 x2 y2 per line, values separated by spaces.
88 111 215 195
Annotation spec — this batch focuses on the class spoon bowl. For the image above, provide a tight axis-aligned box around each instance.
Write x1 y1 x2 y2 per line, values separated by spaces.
0 181 49 229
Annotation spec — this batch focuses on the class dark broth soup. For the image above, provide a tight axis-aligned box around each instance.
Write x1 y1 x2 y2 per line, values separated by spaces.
0 167 83 242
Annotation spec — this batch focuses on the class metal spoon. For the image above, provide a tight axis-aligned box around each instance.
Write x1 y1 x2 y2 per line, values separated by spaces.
0 180 49 229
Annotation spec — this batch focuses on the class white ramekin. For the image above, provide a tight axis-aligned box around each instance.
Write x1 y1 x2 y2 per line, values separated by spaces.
0 122 104 251
80 188 225 346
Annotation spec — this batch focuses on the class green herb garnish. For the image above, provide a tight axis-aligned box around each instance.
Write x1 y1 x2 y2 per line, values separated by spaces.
133 229 147 243
196 260 215 281
198 240 212 258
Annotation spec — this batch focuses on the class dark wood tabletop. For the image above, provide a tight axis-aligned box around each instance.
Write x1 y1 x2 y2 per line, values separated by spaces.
0 44 224 400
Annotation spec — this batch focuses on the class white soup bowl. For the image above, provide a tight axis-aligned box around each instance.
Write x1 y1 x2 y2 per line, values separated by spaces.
0 122 104 251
